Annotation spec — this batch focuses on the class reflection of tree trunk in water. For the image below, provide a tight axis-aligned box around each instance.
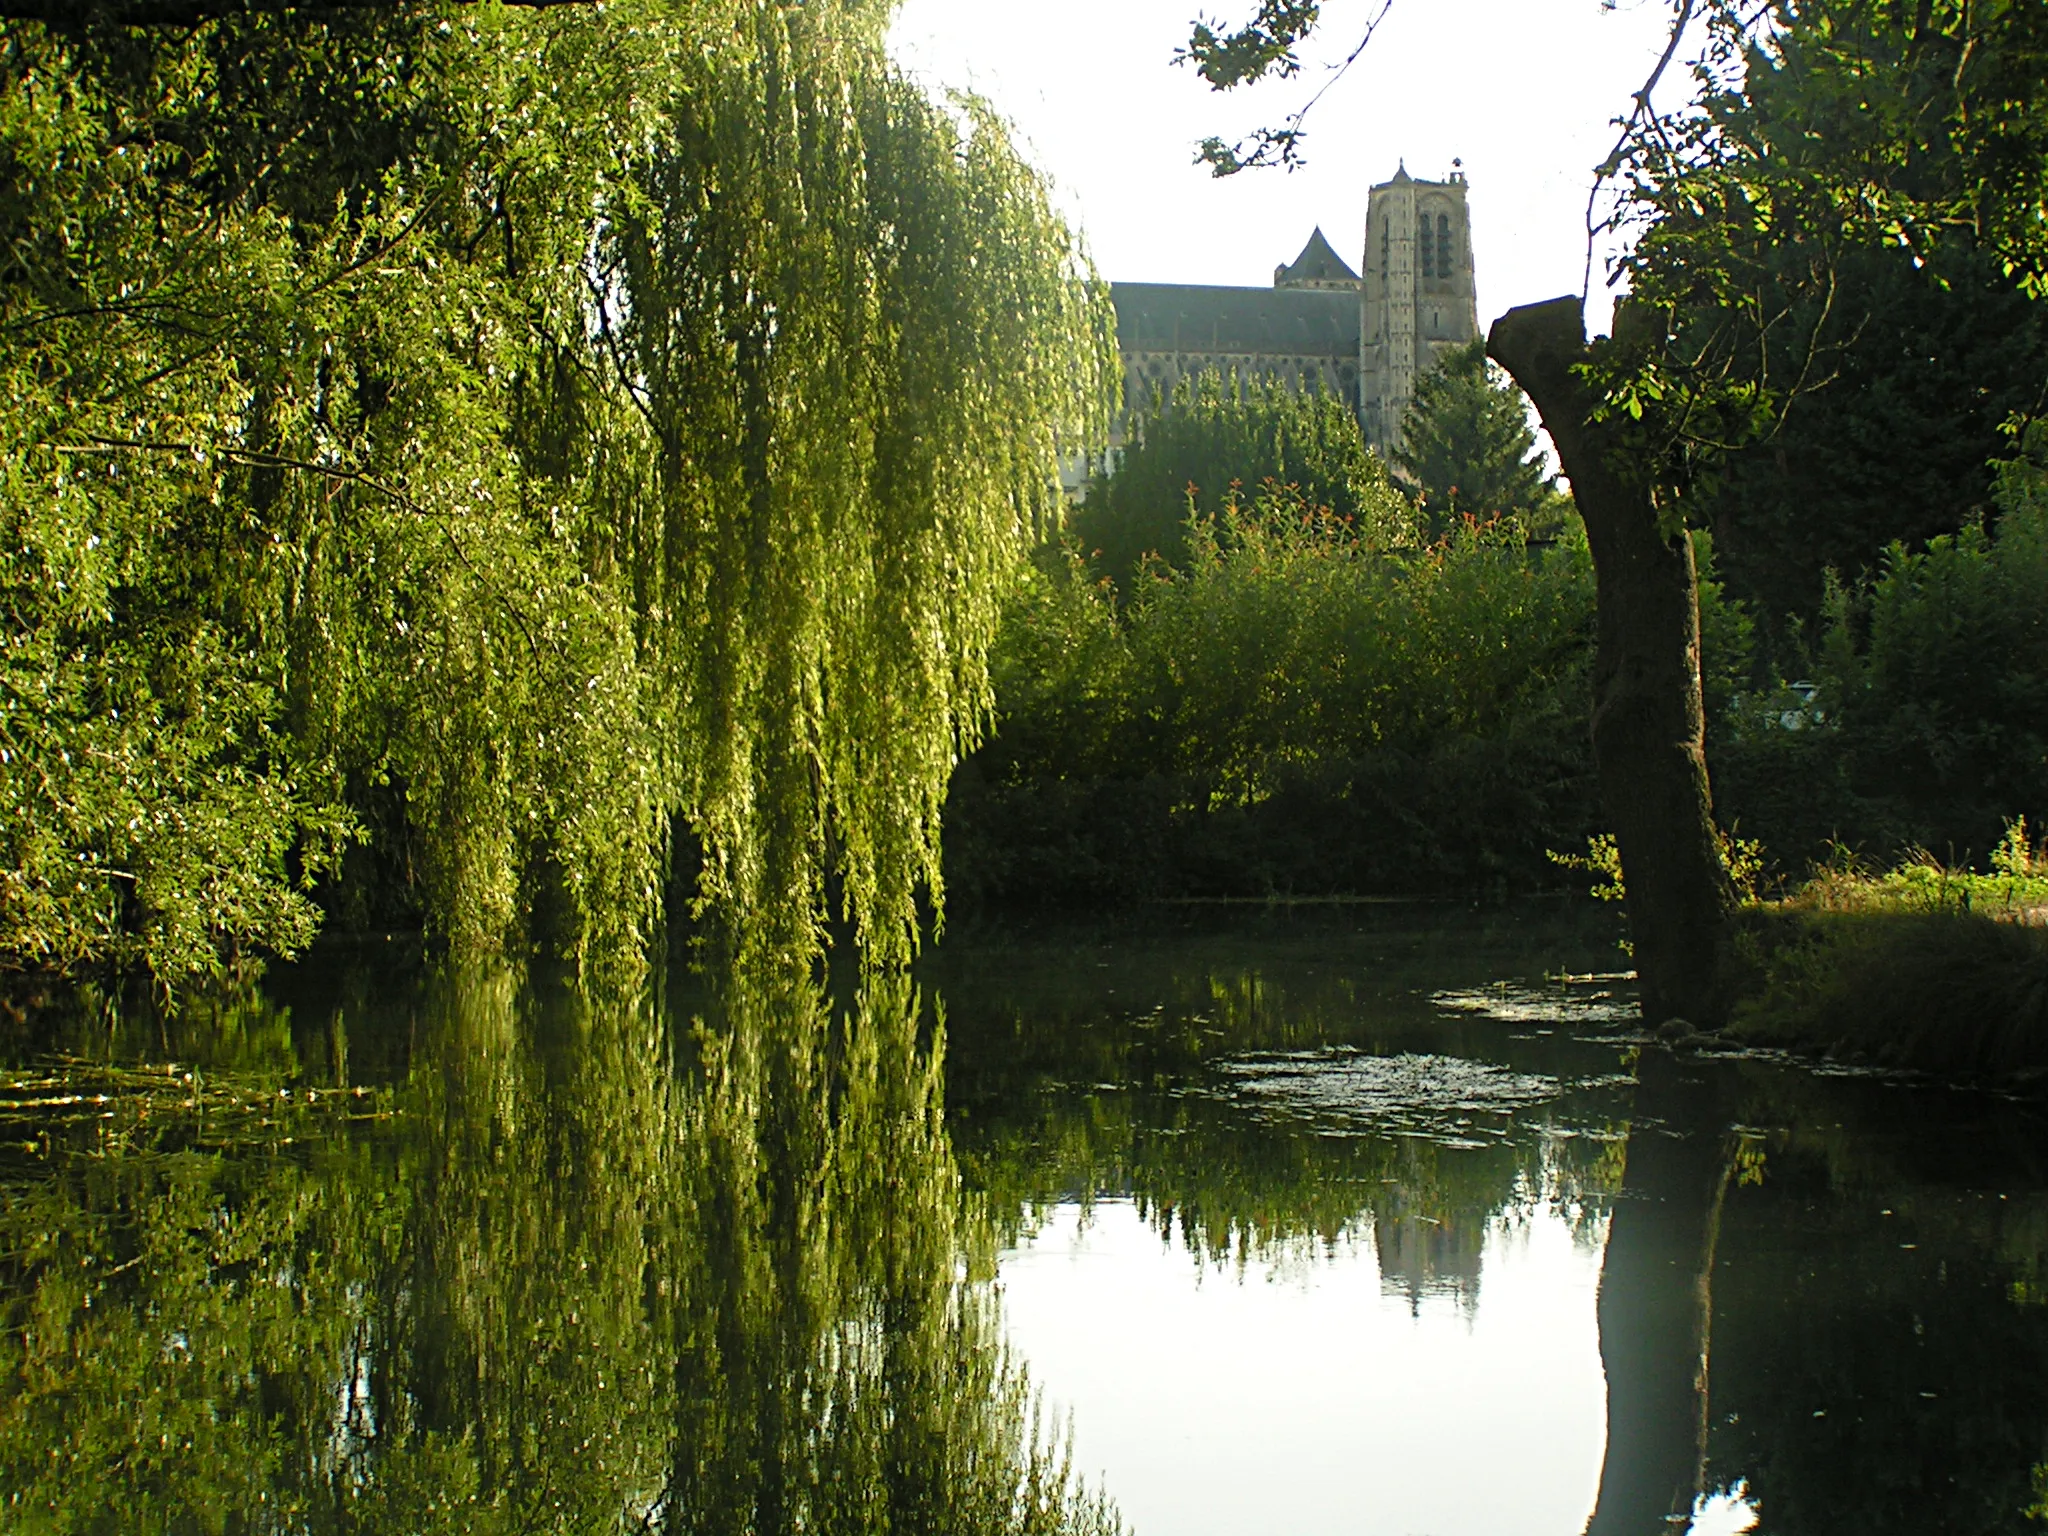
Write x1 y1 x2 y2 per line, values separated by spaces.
1585 1047 1737 1536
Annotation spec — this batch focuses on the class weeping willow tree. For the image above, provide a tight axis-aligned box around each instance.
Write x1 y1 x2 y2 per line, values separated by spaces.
0 0 1113 983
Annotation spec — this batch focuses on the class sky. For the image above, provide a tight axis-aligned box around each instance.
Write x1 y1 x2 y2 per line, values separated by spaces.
888 0 1692 336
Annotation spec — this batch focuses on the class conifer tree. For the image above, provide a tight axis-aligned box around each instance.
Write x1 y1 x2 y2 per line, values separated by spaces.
1392 341 1559 535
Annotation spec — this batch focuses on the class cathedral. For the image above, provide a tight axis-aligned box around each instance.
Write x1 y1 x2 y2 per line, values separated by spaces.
1108 163 1480 459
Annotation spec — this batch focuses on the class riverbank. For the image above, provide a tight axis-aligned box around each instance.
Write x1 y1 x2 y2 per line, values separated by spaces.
1724 841 2048 1085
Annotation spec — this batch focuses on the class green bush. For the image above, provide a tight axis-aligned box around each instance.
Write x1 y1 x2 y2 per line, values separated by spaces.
1069 370 1409 590
1714 430 2048 868
1732 906 2048 1080
1703 824 2048 1080
946 487 1600 905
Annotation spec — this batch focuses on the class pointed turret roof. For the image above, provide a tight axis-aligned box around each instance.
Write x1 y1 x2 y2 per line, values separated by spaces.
1273 226 1361 290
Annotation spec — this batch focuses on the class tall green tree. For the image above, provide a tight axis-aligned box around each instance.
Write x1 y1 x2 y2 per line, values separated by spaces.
1554 0 2048 1017
1391 340 1559 535
1674 143 2048 654
0 1 1113 983
1070 370 1407 591
1489 298 1740 1023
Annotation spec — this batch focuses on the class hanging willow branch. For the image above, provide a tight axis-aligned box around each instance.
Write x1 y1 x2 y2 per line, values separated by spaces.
586 8 1114 967
0 0 1113 982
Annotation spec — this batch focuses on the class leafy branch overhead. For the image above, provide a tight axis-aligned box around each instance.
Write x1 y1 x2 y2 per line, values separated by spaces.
1537 0 2048 488
1181 0 1391 175
1189 0 2048 458
1224 0 2048 508
1178 0 1321 90
0 0 591 19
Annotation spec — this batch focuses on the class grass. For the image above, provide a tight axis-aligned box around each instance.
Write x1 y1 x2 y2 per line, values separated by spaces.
1728 819 2048 1083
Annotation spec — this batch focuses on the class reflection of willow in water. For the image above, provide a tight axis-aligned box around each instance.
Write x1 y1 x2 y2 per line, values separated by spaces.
0 966 1118 1534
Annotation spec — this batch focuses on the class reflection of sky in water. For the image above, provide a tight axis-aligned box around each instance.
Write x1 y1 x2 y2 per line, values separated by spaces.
1000 1198 1609 1536
1693 1486 1761 1535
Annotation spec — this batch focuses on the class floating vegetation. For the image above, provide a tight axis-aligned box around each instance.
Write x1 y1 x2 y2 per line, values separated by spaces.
1432 974 1640 1029
1212 1049 1581 1147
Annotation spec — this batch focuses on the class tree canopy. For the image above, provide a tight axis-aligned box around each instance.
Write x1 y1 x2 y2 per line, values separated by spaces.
1602 7 2048 648
1070 370 1407 591
0 1 1113 982
1391 341 1560 535
1586 0 2048 477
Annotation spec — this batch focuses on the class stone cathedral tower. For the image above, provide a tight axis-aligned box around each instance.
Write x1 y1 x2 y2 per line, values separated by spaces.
1086 162 1480 495
1358 163 1480 455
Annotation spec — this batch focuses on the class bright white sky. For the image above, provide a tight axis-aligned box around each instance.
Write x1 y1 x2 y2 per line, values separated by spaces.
888 0 1691 335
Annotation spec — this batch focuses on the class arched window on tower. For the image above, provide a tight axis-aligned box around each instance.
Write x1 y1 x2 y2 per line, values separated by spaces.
1418 214 1434 278
1437 214 1452 276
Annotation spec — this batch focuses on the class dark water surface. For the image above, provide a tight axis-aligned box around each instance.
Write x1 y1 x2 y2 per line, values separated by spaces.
6 905 2048 1533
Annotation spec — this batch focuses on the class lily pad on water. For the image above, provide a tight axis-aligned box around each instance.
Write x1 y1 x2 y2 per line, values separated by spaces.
1213 1050 1571 1145
1432 977 1640 1028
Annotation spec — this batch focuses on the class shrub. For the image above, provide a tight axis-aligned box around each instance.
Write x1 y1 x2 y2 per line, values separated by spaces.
1069 370 1411 591
1732 908 2048 1080
1728 824 2048 1079
946 486 1600 905
1714 429 2048 868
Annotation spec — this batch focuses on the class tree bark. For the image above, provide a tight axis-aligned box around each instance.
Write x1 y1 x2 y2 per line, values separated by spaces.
1488 296 1735 1025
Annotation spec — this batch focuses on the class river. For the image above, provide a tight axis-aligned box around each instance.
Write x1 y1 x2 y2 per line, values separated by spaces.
4 904 2045 1532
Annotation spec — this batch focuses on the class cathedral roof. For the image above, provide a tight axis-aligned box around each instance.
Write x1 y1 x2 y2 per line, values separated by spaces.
1274 227 1360 288
1110 281 1360 359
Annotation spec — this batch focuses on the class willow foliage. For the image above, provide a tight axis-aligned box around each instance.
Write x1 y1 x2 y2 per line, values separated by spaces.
0 2 1113 981
595 11 1112 964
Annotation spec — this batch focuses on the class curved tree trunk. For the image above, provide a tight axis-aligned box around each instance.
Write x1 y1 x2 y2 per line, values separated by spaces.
1488 296 1735 1025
